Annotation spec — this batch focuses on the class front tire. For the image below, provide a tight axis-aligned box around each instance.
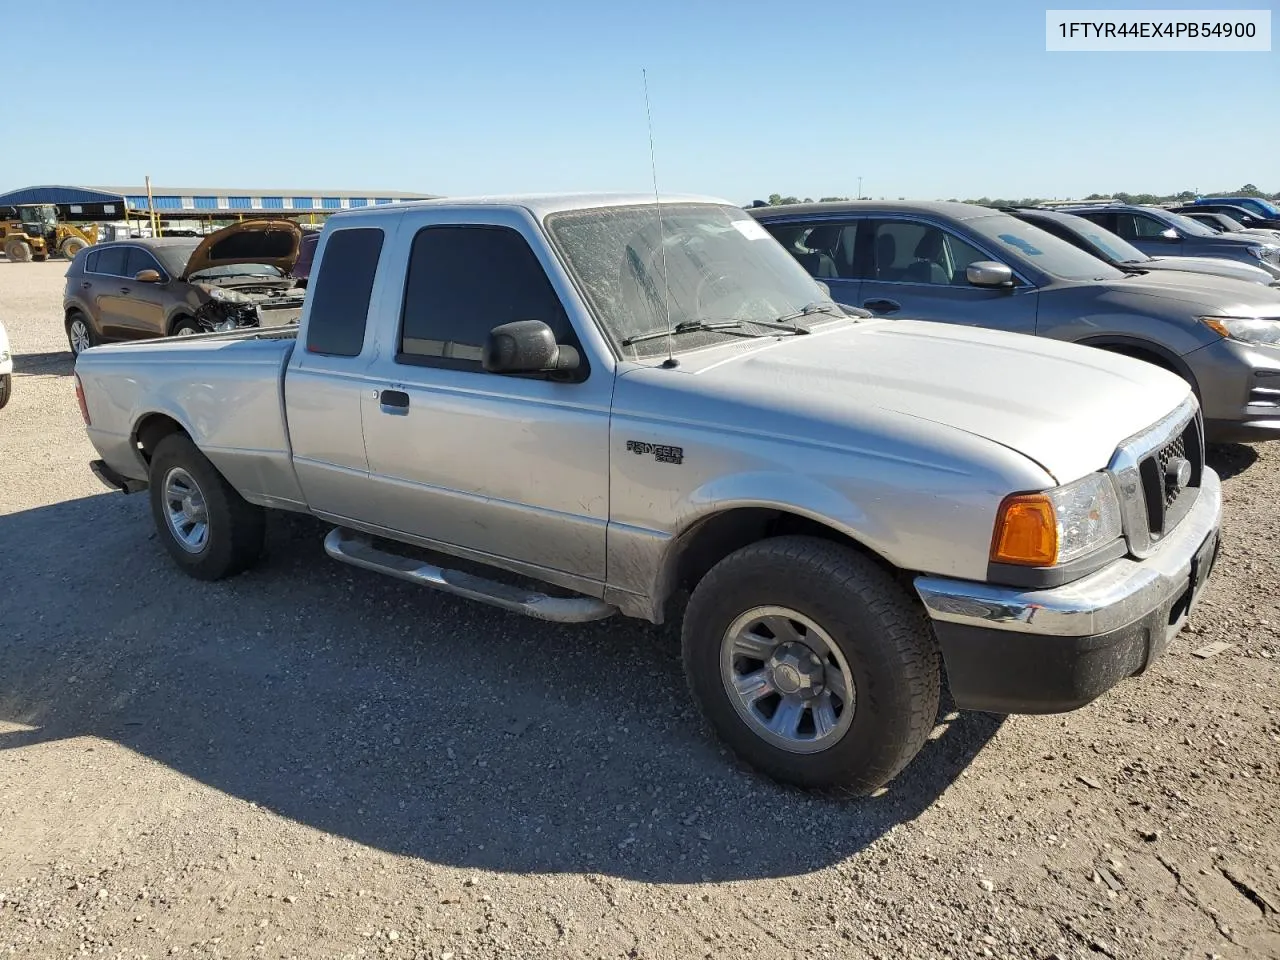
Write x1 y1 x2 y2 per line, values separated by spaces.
170 316 200 337
60 237 87 259
0 374 10 410
682 536 941 795
148 434 266 580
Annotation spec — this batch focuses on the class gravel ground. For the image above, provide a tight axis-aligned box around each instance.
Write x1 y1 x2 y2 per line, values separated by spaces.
2 260 1278 960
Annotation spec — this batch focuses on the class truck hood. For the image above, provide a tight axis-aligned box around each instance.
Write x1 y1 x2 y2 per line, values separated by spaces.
666 319 1191 483
1141 255 1275 285
181 220 302 280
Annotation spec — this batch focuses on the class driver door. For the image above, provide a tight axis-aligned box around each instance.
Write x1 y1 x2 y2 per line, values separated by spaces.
358 216 612 585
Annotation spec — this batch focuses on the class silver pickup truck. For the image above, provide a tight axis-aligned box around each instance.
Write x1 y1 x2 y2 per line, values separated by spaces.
75 194 1222 795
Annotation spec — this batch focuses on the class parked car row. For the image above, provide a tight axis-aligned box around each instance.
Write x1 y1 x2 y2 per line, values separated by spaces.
749 200 1280 443
76 193 1224 795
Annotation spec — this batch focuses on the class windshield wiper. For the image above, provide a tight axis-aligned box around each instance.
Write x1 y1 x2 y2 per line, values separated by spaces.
621 319 770 347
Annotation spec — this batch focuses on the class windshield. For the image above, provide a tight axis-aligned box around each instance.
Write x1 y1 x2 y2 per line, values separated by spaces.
18 205 56 228
189 263 284 279
545 203 839 358
969 215 1124 281
1161 211 1217 237
1069 222 1150 264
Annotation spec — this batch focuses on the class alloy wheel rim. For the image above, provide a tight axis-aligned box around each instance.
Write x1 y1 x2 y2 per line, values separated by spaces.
720 605 856 754
163 467 209 553
70 319 90 354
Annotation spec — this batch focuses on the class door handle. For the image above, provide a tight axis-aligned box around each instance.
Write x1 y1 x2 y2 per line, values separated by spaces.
379 389 410 415
119 286 131 294
863 298 901 314
81 281 92 289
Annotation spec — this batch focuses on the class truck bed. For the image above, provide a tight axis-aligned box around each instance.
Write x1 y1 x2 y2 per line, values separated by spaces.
75 328 306 510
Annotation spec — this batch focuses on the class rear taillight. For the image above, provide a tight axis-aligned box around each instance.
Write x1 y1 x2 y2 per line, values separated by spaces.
74 374 90 426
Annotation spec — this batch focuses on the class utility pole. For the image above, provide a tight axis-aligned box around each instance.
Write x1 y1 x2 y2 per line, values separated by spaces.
857 176 863 200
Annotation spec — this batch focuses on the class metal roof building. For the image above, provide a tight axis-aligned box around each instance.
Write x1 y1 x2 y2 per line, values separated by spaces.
0 184 438 220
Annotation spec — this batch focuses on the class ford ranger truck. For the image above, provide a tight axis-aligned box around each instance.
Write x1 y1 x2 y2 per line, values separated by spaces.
74 194 1222 795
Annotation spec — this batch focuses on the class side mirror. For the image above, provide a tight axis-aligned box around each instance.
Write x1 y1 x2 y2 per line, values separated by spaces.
966 261 1015 288
1158 228 1180 241
483 320 580 375
134 269 163 283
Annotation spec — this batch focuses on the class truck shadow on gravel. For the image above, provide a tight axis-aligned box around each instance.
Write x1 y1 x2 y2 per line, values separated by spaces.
1206 443 1259 481
0 493 1002 883
13 351 74 376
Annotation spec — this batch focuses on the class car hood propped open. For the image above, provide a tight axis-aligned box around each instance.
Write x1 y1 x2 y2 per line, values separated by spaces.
181 220 303 280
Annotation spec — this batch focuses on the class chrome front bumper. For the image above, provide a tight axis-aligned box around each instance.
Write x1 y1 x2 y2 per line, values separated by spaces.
915 467 1220 638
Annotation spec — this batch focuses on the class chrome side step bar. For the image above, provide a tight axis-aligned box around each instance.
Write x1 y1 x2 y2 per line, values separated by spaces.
323 528 618 623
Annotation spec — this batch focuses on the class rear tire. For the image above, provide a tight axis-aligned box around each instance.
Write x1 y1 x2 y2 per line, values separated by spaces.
148 433 266 580
4 239 32 262
66 312 99 356
682 535 941 795
0 374 10 410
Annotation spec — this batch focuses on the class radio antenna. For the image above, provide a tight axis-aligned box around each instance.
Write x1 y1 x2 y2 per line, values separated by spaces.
642 68 676 368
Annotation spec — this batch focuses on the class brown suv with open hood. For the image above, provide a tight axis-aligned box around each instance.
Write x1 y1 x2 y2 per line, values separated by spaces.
62 220 305 356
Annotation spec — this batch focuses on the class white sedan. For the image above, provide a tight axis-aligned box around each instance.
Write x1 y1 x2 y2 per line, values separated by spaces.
0 320 11 409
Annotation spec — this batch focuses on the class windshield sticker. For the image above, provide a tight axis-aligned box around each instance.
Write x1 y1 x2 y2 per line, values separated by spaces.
732 219 772 241
999 233 1043 256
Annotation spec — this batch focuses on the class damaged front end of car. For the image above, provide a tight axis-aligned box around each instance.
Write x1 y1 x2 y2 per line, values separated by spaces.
183 220 308 332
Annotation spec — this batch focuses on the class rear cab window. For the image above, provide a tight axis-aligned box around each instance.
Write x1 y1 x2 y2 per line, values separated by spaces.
304 227 385 356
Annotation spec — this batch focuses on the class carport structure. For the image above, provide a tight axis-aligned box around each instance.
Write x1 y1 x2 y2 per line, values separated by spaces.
0 184 437 225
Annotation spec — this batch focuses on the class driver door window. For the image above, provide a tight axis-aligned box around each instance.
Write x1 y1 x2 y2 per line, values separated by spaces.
398 226 576 370
868 222 988 285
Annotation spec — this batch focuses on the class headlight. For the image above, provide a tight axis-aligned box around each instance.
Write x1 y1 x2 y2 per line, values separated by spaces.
1247 244 1279 261
991 472 1122 567
0 350 9 363
214 319 239 332
1201 316 1280 345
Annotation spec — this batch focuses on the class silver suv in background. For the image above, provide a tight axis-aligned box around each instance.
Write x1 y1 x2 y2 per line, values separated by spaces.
751 201 1280 442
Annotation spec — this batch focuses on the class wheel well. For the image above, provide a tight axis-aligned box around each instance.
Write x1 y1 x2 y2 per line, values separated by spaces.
133 414 188 463
1080 337 1200 395
673 508 896 597
167 314 194 335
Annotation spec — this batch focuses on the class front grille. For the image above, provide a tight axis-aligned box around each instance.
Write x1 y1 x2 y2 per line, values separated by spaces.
1137 410 1203 539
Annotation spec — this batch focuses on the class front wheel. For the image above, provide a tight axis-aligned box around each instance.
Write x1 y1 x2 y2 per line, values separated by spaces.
148 434 266 580
60 237 87 259
0 374 10 410
170 316 200 337
682 535 941 795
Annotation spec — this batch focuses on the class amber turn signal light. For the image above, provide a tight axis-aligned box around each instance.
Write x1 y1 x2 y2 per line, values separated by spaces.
990 493 1058 566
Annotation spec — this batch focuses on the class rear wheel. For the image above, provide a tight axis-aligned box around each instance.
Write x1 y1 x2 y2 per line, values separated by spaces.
148 433 265 580
0 374 10 410
60 237 87 259
4 239 32 262
66 312 98 356
682 535 941 795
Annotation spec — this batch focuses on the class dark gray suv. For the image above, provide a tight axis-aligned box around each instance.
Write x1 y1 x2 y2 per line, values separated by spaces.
1060 203 1280 281
751 200 1280 442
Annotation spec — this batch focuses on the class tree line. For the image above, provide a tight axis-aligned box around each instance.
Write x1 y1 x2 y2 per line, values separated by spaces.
760 184 1278 207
